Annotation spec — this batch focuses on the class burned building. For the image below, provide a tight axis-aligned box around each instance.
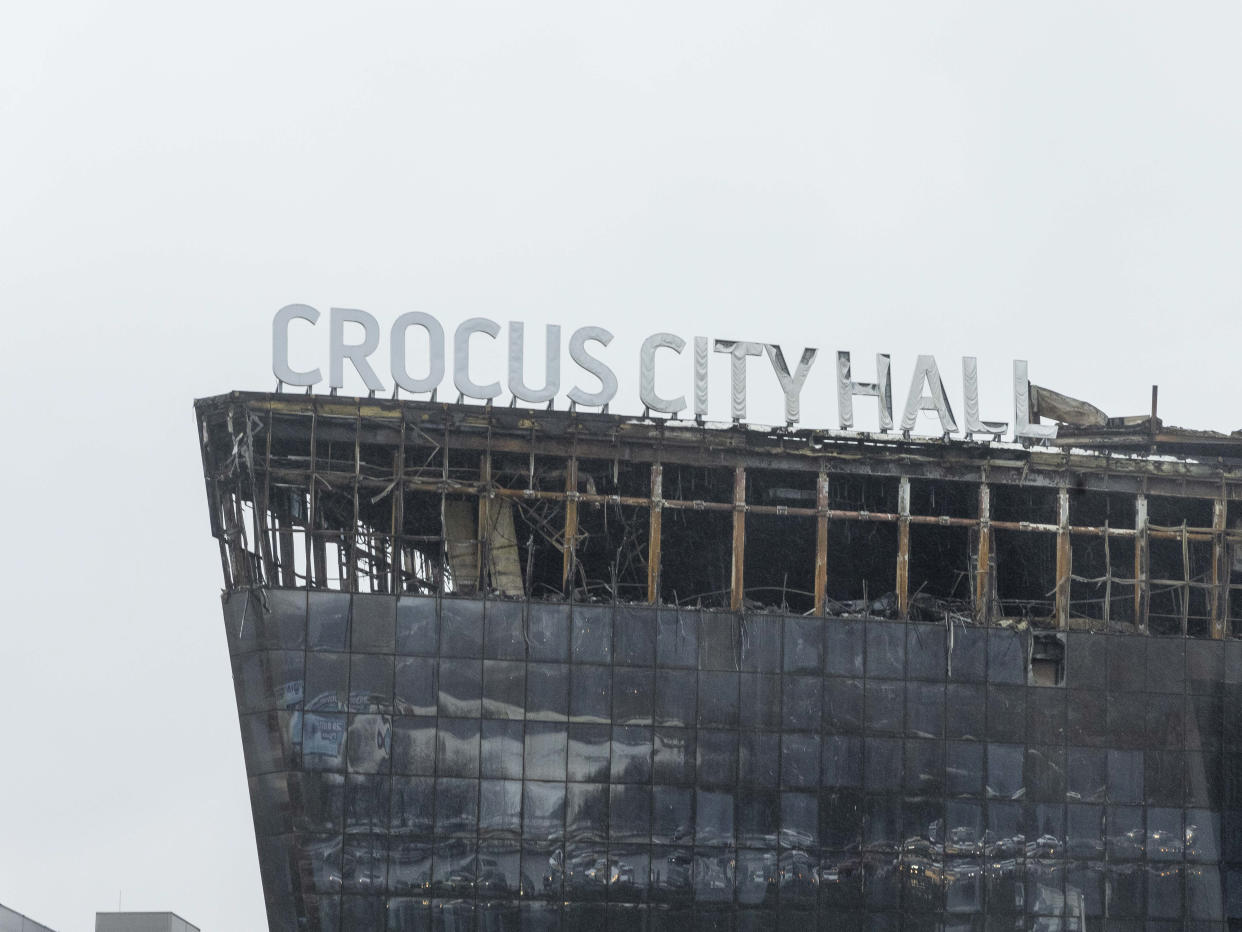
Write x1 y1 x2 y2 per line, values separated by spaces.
196 390 1242 928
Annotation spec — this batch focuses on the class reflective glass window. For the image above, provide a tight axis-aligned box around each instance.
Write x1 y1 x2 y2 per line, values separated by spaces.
483 600 525 660
436 718 479 778
525 662 569 722
440 598 483 658
656 608 699 669
572 605 612 664
480 719 523 780
351 594 396 654
395 596 438 656
568 724 611 783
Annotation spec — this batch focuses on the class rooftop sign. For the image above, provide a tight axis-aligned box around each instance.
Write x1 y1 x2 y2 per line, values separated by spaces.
272 305 1057 442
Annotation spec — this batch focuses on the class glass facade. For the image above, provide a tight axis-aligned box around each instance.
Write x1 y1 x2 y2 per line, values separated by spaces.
225 589 1241 930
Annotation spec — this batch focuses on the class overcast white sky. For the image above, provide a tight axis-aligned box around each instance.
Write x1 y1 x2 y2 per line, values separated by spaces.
2 3 1240 929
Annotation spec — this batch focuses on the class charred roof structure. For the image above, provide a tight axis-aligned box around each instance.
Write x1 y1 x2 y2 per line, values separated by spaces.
196 390 1242 928
198 391 1242 638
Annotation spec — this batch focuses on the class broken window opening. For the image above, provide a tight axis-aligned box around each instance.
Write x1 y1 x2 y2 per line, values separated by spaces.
992 529 1056 624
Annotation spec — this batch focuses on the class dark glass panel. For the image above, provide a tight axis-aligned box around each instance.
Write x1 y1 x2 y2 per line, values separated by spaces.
482 660 526 720
778 790 816 848
349 653 395 713
654 669 697 728
906 681 944 738
307 591 351 651
946 741 982 798
484 600 525 660
864 680 903 734
864 737 901 792
391 716 436 776
524 722 568 782
780 675 820 732
905 622 945 680
1107 636 1147 694
301 711 346 773
740 732 779 787
1066 803 1103 859
525 663 569 722
613 667 654 725
1146 863 1184 920
389 777 434 835
565 782 607 841
866 622 905 679
737 786 779 847
823 618 864 677
1024 745 1065 802
1145 637 1185 695
657 608 699 669
347 713 393 774
985 685 1024 743
822 676 863 735
904 738 944 795
1105 805 1144 861
395 595 438 656
984 744 1023 800
695 847 736 902
394 656 436 716
780 734 818 789
249 773 293 836
437 657 482 718
697 730 737 789
782 617 821 675
352 593 397 653
569 664 611 723
568 724 611 783
572 605 612 664
653 785 693 845
611 726 653 783
614 606 656 666
434 778 478 835
820 735 862 789
947 626 985 682
440 597 484 658
527 603 569 662
697 787 736 846
292 771 345 833
738 674 782 730
653 728 694 784
479 779 523 838
234 650 305 712
436 718 480 778
241 710 300 775
698 671 739 728
480 719 524 780
986 628 1024 685
609 784 651 842
1066 747 1106 803
342 835 389 894
1025 687 1065 746
305 651 349 711
945 683 985 741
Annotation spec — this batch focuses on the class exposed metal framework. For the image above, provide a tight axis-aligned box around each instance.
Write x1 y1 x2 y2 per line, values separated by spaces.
197 392 1242 638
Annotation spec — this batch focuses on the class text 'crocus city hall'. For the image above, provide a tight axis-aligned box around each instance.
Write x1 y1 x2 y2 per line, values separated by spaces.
197 351 1242 929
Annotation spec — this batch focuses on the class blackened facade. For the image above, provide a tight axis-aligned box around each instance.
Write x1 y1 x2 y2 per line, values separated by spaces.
198 392 1242 928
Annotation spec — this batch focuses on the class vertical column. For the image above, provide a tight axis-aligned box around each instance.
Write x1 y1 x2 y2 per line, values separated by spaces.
310 407 327 588
1213 498 1229 638
1134 494 1149 633
1055 486 1071 628
814 468 829 617
562 456 579 595
975 483 992 625
348 409 361 593
390 412 406 594
897 477 910 619
478 452 492 594
647 463 663 604
731 466 746 612
256 408 277 586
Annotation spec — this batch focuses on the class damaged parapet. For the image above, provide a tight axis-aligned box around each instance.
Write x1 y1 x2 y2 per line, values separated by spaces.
195 391 1242 638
